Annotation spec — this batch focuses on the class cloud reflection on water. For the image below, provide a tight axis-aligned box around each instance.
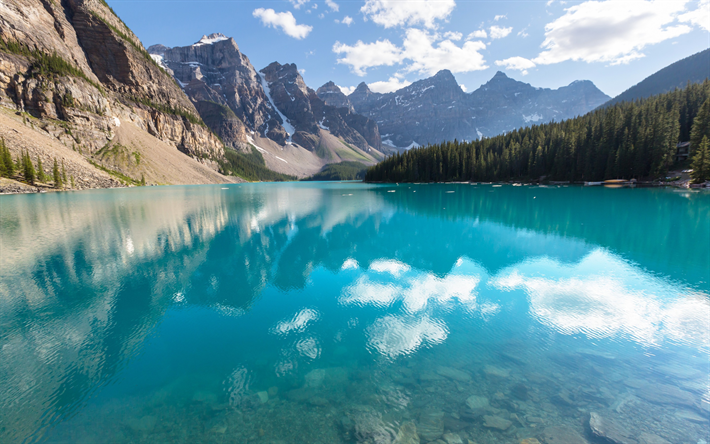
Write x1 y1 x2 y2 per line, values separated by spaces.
492 249 710 351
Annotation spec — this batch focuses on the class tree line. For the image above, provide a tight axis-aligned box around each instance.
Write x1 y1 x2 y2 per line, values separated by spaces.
366 80 710 184
0 139 74 189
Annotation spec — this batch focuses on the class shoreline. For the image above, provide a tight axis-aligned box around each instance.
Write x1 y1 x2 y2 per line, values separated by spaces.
3 177 709 196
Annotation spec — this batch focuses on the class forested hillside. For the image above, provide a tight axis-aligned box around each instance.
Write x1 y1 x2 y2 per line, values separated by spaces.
604 49 710 107
366 81 710 183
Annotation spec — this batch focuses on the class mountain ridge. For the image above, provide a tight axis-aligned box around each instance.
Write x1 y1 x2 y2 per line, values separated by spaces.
318 69 610 151
603 48 710 108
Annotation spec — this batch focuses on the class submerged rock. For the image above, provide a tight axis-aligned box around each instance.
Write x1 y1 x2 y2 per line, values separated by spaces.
653 364 703 380
418 409 444 441
394 421 420 444
674 409 708 423
541 426 589 444
483 365 511 379
442 432 464 444
482 415 512 431
520 439 541 444
638 432 670 444
635 383 696 407
588 412 638 444
436 366 472 382
465 395 490 411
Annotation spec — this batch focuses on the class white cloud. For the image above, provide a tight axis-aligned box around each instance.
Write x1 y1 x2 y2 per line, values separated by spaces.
443 31 463 41
289 0 309 9
517 28 529 38
534 0 693 66
253 9 313 39
489 25 513 39
368 77 412 93
333 39 403 76
678 0 710 32
338 15 354 26
338 85 357 95
467 29 488 39
496 56 536 75
325 0 340 12
361 0 456 29
299 68 306 75
494 14 507 21
334 29 488 76
402 29 488 75
460 84 467 92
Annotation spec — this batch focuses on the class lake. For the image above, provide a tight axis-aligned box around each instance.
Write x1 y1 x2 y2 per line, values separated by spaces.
1 183 708 444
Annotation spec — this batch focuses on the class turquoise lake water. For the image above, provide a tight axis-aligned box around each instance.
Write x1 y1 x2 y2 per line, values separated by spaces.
0 183 709 444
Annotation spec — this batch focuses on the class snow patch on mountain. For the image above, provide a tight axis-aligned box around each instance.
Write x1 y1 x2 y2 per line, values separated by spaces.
259 73 296 138
194 33 229 47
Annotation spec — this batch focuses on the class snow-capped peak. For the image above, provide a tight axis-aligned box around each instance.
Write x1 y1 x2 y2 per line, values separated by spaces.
193 33 229 47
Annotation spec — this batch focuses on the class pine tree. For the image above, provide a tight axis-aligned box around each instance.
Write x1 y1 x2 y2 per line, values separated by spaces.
61 159 67 185
70 175 75 188
0 139 11 177
23 151 35 184
690 136 710 184
36 156 46 182
690 98 710 151
53 158 62 188
140 174 146 186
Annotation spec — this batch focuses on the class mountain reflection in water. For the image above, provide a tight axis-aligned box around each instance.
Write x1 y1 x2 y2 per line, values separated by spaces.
0 183 708 444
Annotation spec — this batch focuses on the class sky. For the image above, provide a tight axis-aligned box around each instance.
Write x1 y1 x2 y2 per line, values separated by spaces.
107 0 710 97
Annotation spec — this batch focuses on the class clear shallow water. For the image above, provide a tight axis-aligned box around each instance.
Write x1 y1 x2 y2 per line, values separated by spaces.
0 183 708 444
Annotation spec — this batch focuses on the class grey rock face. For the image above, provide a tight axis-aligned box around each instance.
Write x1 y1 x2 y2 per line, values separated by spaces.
152 38 382 153
316 81 354 112
261 62 381 152
344 70 610 150
0 0 224 160
154 35 284 146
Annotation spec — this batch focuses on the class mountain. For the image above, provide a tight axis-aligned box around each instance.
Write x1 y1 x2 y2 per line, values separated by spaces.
0 0 234 189
319 70 610 151
149 35 384 177
366 80 709 183
604 48 710 107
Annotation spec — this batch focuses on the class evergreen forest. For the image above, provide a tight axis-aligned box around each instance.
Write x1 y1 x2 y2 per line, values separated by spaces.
366 81 710 183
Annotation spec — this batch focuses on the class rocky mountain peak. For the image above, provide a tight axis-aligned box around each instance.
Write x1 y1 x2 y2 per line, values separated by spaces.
316 81 354 112
147 44 170 56
353 82 373 95
194 33 230 46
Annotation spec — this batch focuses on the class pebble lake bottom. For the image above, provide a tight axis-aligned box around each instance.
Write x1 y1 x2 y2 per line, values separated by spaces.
0 182 708 444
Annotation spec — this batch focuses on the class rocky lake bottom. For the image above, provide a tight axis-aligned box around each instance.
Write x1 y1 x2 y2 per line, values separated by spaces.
0 183 708 444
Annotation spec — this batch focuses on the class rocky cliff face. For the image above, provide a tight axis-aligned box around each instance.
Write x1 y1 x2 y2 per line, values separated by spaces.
151 38 382 155
340 70 610 150
0 0 225 177
154 34 288 147
260 62 380 153
316 81 354 112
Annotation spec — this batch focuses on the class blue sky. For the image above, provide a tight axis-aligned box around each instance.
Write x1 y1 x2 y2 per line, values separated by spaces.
108 0 709 97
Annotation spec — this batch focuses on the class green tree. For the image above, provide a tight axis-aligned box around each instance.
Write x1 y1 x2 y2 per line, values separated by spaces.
23 151 35 184
690 98 710 151
70 175 75 188
690 136 710 184
53 158 63 188
0 139 13 177
36 156 46 182
140 174 146 186
61 160 67 185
